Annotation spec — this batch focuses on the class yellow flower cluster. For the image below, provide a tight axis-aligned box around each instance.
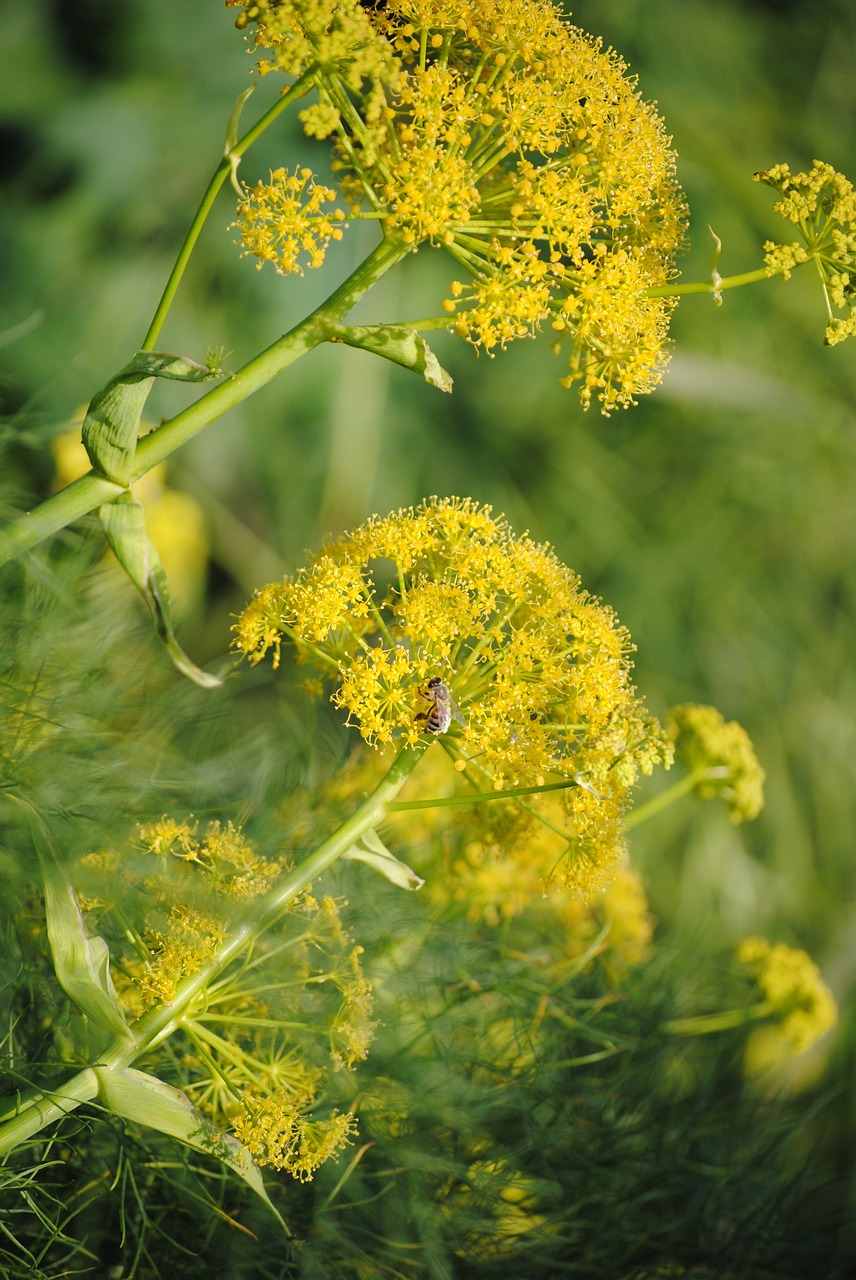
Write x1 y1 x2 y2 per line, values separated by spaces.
234 165 348 275
228 0 687 410
429 756 659 918
229 0 397 87
591 863 655 973
231 1085 357 1178
130 821 287 1006
138 815 285 898
137 903 227 1006
443 1157 548 1263
755 160 856 347
668 702 765 822
736 936 837 1055
235 496 672 894
455 828 655 963
78 820 374 1178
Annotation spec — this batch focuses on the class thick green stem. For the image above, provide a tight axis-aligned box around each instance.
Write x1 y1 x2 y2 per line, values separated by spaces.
0 741 426 1155
0 1069 102 1152
0 238 410 569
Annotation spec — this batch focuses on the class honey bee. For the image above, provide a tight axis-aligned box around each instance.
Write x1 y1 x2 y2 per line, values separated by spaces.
416 676 467 735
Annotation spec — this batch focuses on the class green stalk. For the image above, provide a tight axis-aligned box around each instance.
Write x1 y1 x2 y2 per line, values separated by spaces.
624 765 730 830
0 741 426 1156
665 1004 767 1037
0 1069 103 1148
0 237 410 568
142 75 314 352
402 262 787 330
388 776 579 811
648 265 781 299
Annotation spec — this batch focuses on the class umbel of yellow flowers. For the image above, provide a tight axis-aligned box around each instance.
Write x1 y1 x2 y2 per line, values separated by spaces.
755 160 856 348
228 0 687 412
234 497 673 896
737 936 838 1057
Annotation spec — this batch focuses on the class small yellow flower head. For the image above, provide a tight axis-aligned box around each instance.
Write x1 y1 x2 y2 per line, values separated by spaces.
736 936 838 1055
85 818 373 1176
446 817 655 964
138 815 284 897
138 904 227 1005
668 702 765 822
227 0 687 410
138 815 201 859
444 1158 548 1263
128 818 292 1005
235 496 673 893
533 855 654 973
233 166 348 275
755 160 856 347
447 835 546 926
231 1082 358 1178
227 0 398 87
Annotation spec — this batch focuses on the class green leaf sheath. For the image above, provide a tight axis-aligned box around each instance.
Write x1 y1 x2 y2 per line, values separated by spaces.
342 827 426 890
94 1066 289 1232
14 799 131 1041
328 322 454 392
82 351 219 486
98 492 222 688
0 238 411 570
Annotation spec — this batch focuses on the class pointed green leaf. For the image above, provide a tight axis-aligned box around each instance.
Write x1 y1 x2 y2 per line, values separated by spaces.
15 800 132 1040
82 351 221 486
342 828 425 891
330 324 453 393
94 1066 289 1234
225 86 254 196
708 225 724 307
419 339 453 393
99 491 222 689
225 86 254 154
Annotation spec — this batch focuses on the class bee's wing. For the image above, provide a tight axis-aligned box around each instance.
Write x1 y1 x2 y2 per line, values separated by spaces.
449 694 467 728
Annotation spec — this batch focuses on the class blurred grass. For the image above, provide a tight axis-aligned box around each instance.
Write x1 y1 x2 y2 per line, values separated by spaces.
1 0 855 1256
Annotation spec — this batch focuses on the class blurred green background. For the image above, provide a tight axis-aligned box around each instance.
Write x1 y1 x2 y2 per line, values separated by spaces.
1 0 855 1253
